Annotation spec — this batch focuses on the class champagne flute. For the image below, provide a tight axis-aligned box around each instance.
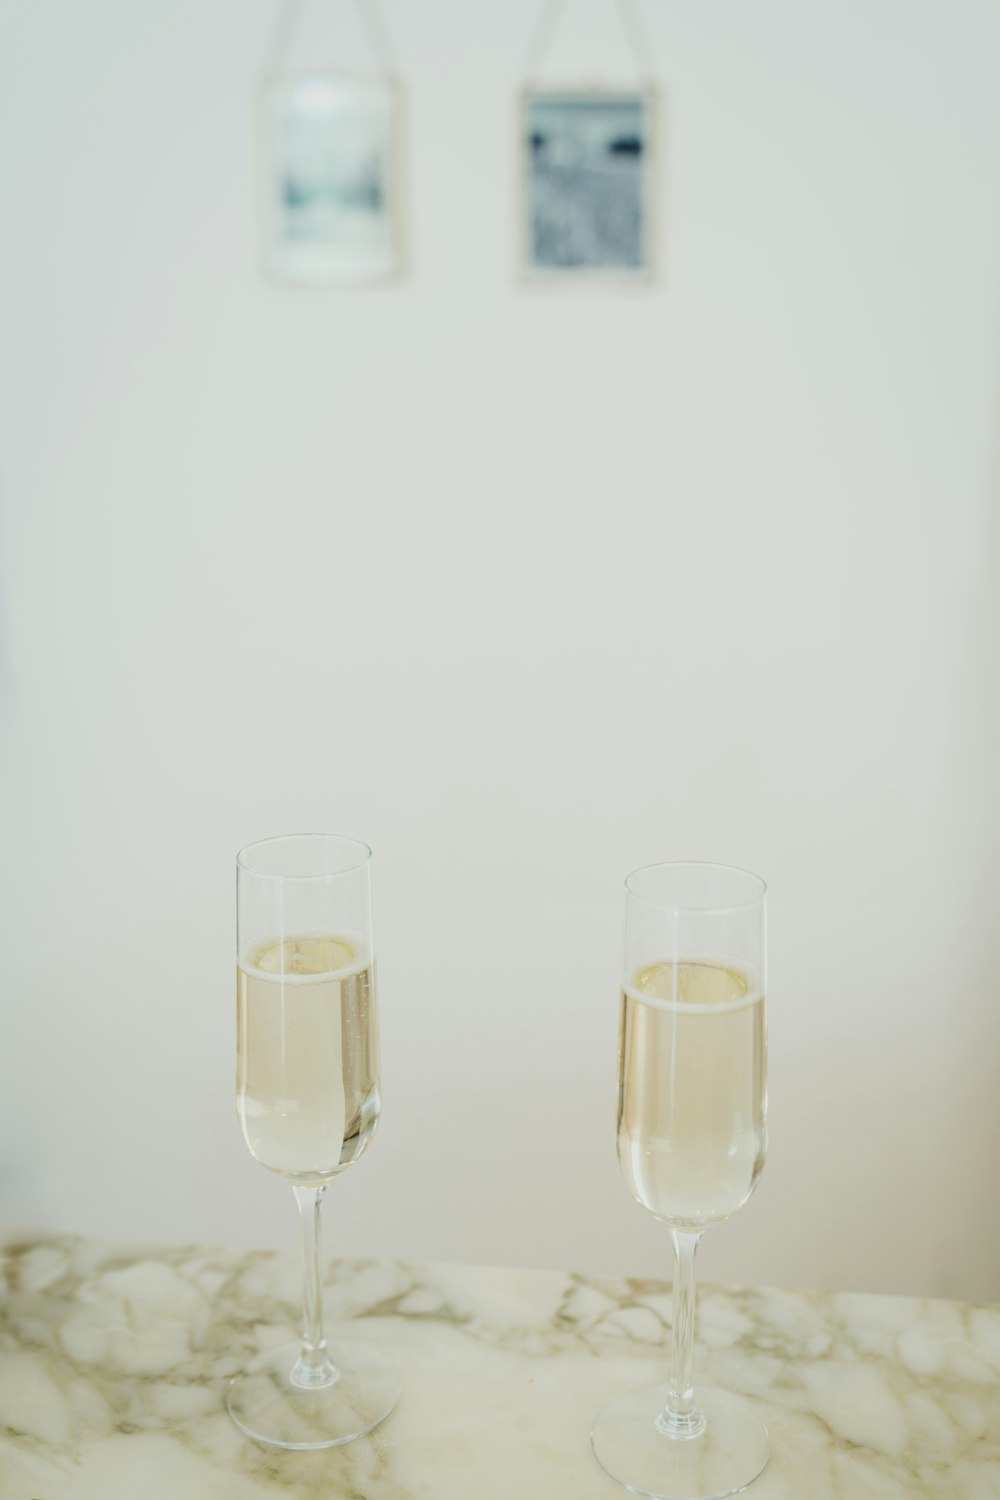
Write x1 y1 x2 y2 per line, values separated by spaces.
592 862 768 1500
228 834 401 1449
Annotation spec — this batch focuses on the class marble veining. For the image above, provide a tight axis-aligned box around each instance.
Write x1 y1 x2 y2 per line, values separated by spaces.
1 1231 998 1498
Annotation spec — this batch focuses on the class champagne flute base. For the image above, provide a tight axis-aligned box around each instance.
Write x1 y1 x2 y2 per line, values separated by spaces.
227 1340 401 1450
591 1384 768 1500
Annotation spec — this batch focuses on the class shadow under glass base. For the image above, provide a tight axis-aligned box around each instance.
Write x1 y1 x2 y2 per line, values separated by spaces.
227 1340 402 1451
591 1384 769 1500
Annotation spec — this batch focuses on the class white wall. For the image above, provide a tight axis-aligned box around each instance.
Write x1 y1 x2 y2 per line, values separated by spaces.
1 0 999 1301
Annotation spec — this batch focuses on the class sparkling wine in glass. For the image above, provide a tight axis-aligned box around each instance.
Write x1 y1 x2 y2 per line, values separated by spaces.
592 862 768 1500
228 834 401 1449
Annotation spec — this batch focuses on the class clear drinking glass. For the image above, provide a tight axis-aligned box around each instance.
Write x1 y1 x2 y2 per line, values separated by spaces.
592 862 768 1500
228 834 401 1449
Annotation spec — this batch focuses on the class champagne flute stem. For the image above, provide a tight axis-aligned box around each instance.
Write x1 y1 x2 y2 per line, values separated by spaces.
658 1228 706 1439
291 1184 338 1390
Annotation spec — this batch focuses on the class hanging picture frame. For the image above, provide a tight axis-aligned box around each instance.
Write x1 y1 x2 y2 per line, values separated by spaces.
517 0 659 283
259 69 404 285
519 85 657 282
257 0 405 286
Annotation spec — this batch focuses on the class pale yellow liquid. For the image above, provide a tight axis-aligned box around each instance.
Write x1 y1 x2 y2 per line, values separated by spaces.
237 933 380 1184
618 960 767 1229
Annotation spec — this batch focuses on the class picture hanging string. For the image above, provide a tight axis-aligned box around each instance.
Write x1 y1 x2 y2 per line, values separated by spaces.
521 0 657 87
264 0 397 77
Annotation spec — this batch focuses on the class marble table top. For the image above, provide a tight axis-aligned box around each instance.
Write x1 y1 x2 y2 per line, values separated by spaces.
1 1230 998 1499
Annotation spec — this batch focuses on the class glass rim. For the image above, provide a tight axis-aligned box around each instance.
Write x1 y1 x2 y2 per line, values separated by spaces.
624 860 767 913
236 832 373 881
